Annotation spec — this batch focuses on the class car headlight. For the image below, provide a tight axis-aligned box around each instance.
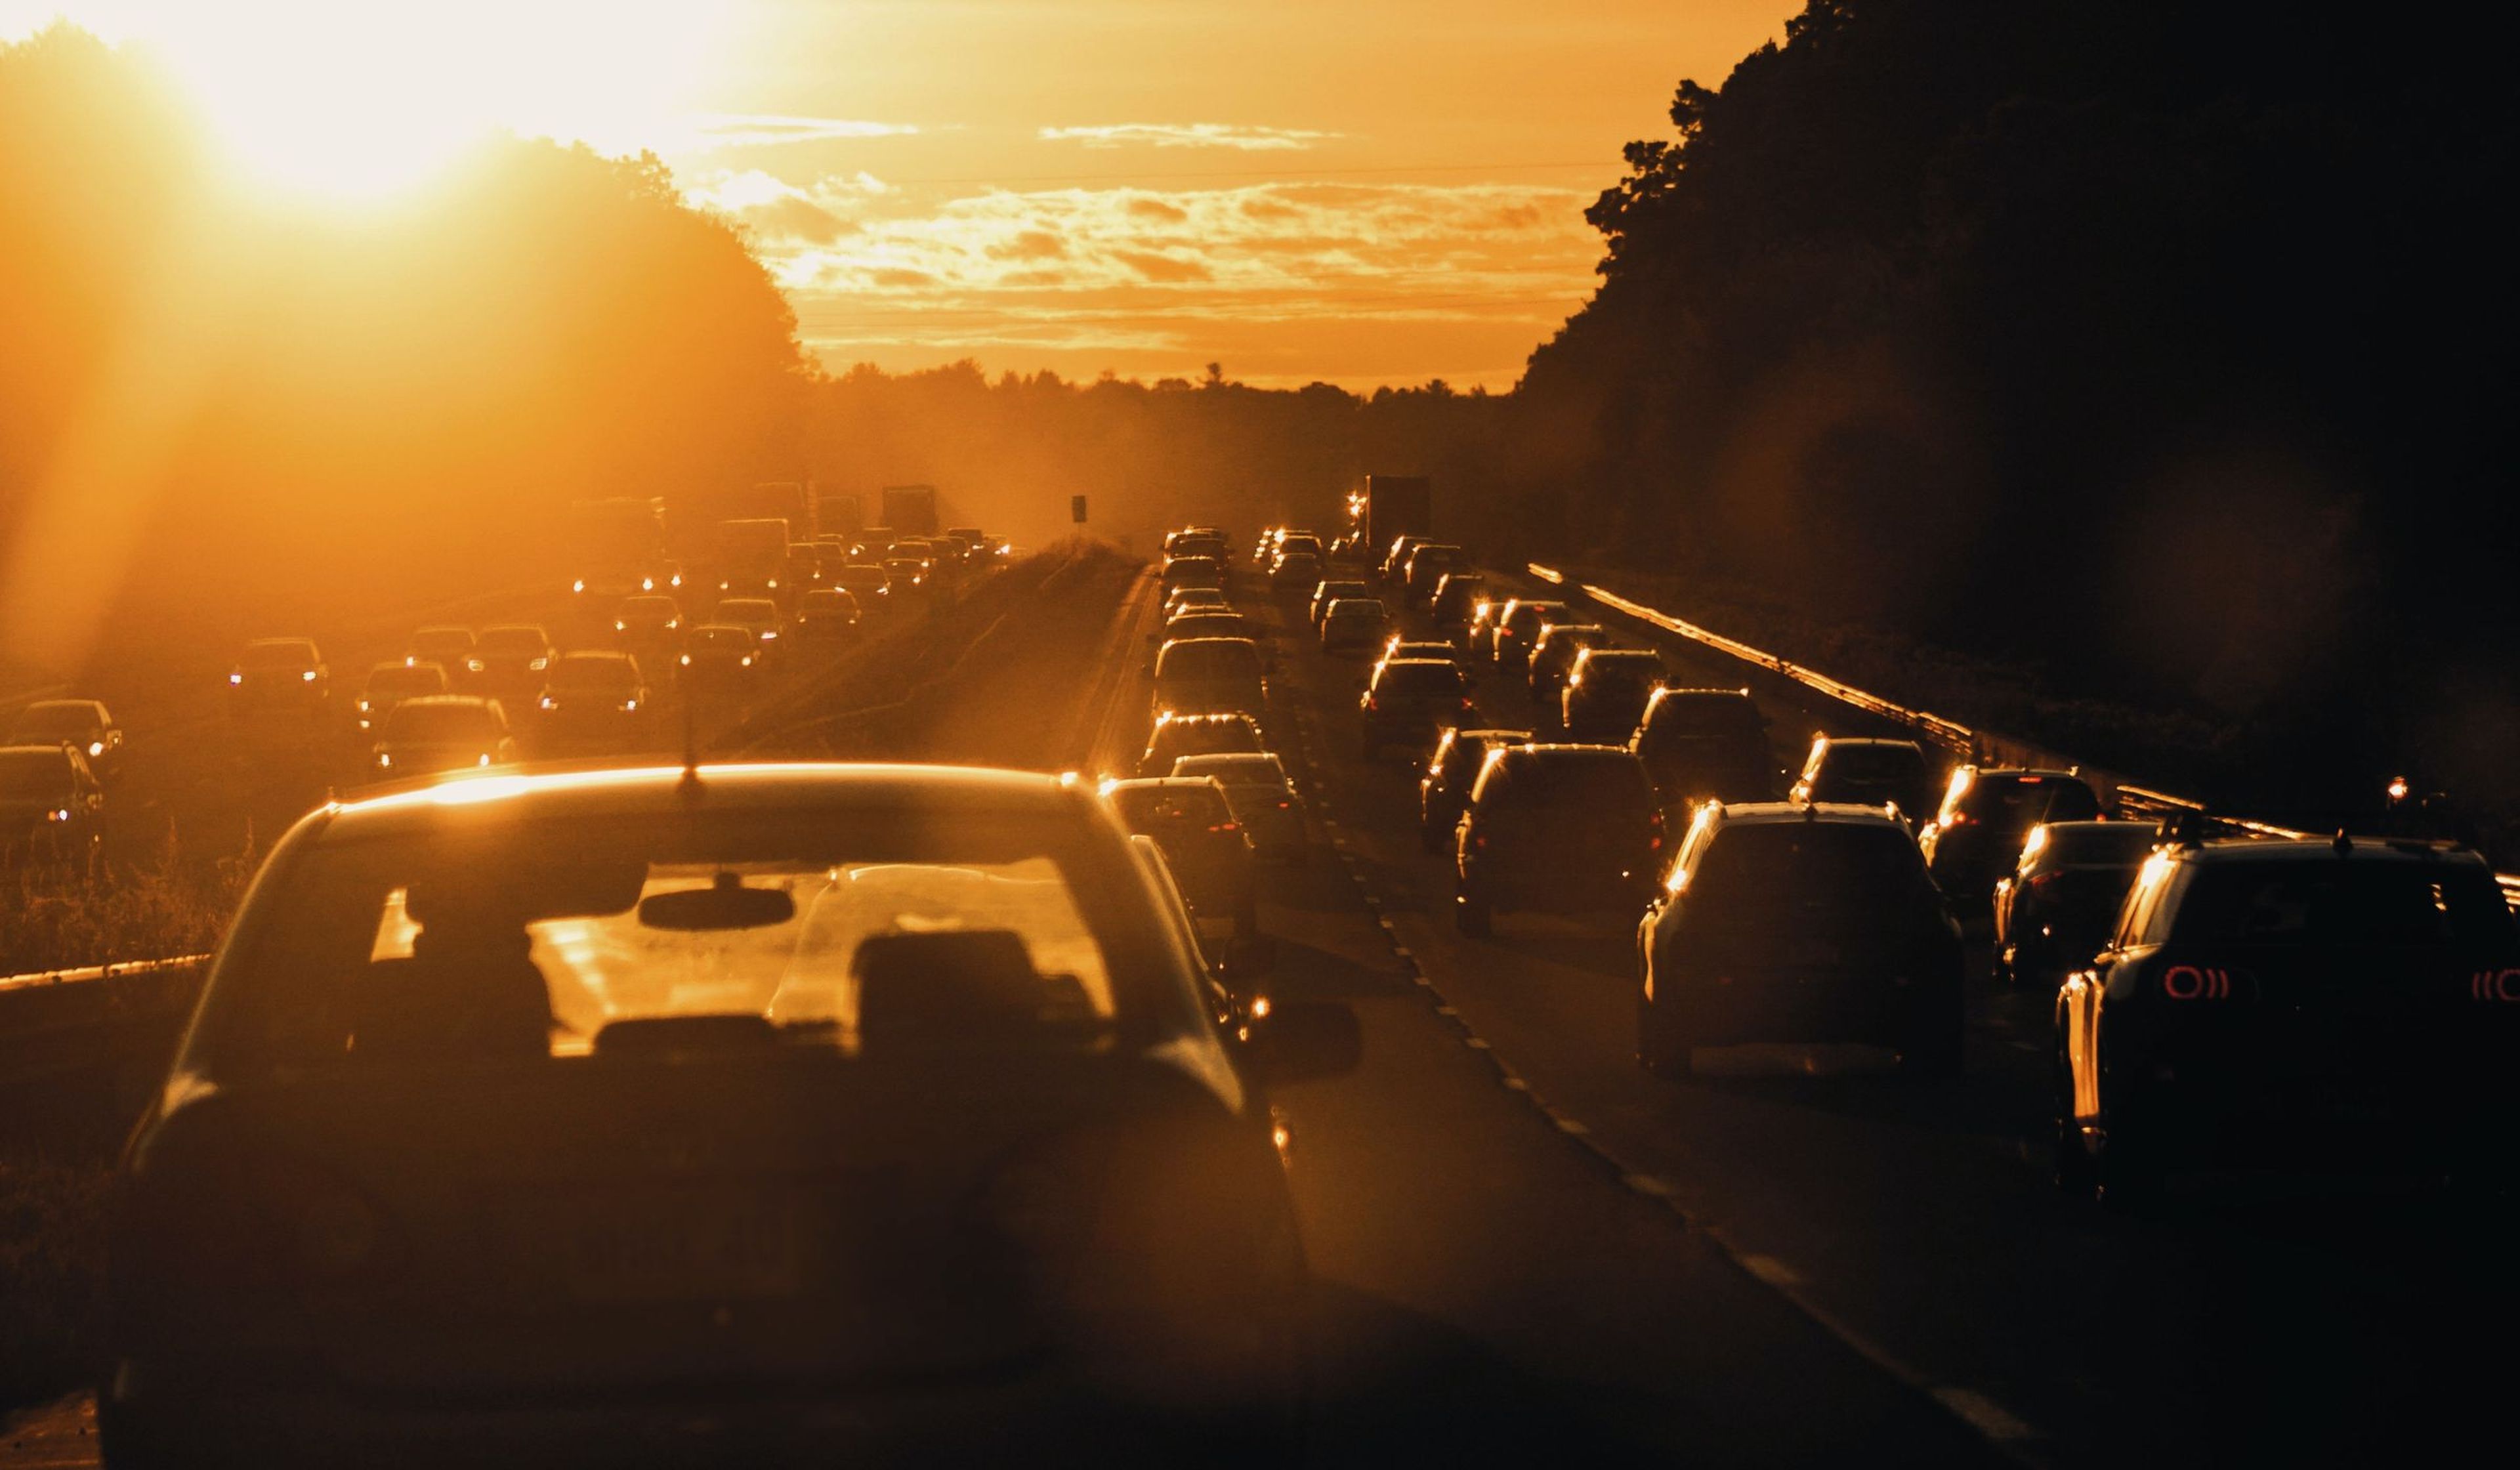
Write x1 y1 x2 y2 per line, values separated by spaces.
669 572 682 587
45 807 71 823
620 699 639 712
759 630 778 640
539 696 558 710
528 657 547 671
301 670 317 682
87 740 104 757
614 620 627 632
228 672 242 684
477 753 492 766
766 579 780 589
377 752 393 768
740 655 755 667
572 579 586 593
639 577 654 591
467 658 485 673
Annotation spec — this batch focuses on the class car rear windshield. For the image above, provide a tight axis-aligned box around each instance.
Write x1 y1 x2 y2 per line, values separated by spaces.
1488 755 1650 814
385 704 500 742
1690 824 1927 915
1158 641 1261 682
0 748 74 798
367 666 446 698
242 641 318 667
1375 662 1466 695
1173 753 1286 786
1641 695 1761 740
2168 862 2514 948
717 600 777 622
1111 785 1232 830
1824 744 1925 782
1328 600 1385 619
551 658 639 692
1152 719 1262 758
478 628 547 654
192 809 1139 1079
1582 654 1660 681
7 705 97 738
1961 776 2101 830
2035 824 2160 868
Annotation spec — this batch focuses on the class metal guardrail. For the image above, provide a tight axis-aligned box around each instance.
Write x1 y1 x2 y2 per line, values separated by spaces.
1526 562 2519 904
0 952 212 997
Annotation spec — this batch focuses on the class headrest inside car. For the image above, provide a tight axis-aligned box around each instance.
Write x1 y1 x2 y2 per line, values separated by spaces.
853 929 1046 1045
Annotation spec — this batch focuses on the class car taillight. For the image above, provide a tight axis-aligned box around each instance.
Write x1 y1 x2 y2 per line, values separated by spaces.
1275 799 1291 809
2469 969 2520 1001
1209 821 1239 833
2162 964 2242 1001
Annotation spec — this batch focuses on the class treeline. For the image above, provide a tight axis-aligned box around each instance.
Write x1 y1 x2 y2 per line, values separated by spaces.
1491 0 2515 812
1 26 805 679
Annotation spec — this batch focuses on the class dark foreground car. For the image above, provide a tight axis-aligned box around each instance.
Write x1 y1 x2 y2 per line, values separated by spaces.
2054 835 2520 1202
1454 744 1662 937
0 742 108 867
1418 727 1530 854
1629 687 1773 814
1790 736 1940 826
102 763 1355 1467
4 698 124 781
1637 803 1964 1078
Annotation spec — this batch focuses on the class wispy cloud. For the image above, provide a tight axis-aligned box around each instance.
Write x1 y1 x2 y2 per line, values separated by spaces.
1038 123 1338 152
690 114 920 149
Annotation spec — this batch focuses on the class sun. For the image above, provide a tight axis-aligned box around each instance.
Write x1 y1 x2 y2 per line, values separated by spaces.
68 1 723 200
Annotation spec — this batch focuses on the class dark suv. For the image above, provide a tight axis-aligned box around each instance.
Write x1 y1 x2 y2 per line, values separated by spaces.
1790 736 1940 826
1360 658 1475 761
1103 776 1260 934
1559 648 1664 744
1918 766 2105 909
1419 727 1530 852
1454 745 1662 936
1630 687 1773 813
1637 803 1964 1078
1490 598 1567 671
1526 624 1607 705
1991 820 2162 988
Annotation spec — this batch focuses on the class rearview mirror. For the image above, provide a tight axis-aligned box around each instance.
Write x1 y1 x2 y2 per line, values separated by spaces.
637 872 796 931
1248 999 1361 1084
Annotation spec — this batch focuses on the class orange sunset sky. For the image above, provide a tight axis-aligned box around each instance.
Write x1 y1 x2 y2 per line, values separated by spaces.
3 1 1797 388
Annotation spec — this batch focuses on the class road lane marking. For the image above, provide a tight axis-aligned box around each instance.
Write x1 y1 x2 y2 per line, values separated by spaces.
1740 1254 1801 1287
1933 1389 2040 1443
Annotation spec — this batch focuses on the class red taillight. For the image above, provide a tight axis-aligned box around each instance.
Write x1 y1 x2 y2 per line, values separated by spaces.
1210 821 1239 833
1275 799 1291 809
2470 969 2520 1002
2162 964 2238 1001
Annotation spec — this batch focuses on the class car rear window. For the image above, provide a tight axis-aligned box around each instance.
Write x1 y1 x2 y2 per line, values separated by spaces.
7 704 98 738
1641 693 1761 740
2168 862 2514 948
1158 640 1262 682
1374 662 1466 695
478 628 548 654
2034 824 2160 868
385 704 501 742
194 809 1131 1078
242 640 318 667
1328 599 1385 619
1959 776 2101 830
1581 654 1661 681
1823 744 1925 782
1485 753 1651 813
1110 785 1233 830
551 658 639 693
1689 823 1927 915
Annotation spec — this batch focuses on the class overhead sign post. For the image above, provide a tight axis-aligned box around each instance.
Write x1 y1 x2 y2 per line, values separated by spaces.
1070 495 1088 524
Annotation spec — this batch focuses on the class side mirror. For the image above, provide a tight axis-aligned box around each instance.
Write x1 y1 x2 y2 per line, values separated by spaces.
1248 999 1361 1084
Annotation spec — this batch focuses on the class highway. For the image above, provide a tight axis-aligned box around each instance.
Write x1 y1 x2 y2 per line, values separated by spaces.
4 545 2509 1468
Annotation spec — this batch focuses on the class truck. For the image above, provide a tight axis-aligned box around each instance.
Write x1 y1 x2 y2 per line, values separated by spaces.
565 497 669 602
880 484 940 537
1360 474 1433 564
710 517 792 598
669 481 814 558
814 488 864 543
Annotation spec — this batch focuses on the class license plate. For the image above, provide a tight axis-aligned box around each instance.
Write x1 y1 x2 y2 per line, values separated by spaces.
565 1194 803 1303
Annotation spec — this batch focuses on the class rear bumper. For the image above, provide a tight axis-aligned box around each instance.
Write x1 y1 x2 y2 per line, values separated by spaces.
1660 972 1951 1048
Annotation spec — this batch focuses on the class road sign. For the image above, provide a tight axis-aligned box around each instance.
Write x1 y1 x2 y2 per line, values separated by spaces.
1070 495 1088 523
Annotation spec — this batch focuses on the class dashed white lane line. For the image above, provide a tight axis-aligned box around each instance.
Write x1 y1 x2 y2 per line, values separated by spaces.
1621 1173 1680 1198
1740 1254 1801 1288
1933 1389 2041 1444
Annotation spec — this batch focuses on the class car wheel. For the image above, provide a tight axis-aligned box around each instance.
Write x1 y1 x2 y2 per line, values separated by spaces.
1454 889 1492 938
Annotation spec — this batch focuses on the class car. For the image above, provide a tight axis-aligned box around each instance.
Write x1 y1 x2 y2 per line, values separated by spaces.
1524 623 1607 705
1164 585 1232 621
1151 638 1267 723
1419 727 1530 854
102 763 1354 1466
1159 555 1227 602
1428 572 1487 627
1103 775 1262 936
369 695 520 780
1359 658 1475 762
1268 552 1322 595
1372 637 1463 679
1918 766 2107 910
1319 598 1388 654
1162 612 1272 671
611 595 684 665
1559 648 1664 744
943 525 992 558
791 588 862 649
1171 752 1306 862
408 626 475 676
354 662 449 735
1453 744 1662 937
1790 736 1941 826
0 742 106 866
828 564 889 610
227 637 329 715
533 651 651 753
469 625 555 704
1630 687 1775 813
677 624 765 704
882 557 929 600
1378 535 1426 585
1274 532 1323 562
1309 579 1369 629
1637 802 1965 1078
2053 834 2520 1202
4 699 124 781
1399 543 1460 604
1489 598 1567 669
1461 595 1504 654
1167 526 1231 560
713 597 786 658
1139 711 1267 779
1992 820 2163 989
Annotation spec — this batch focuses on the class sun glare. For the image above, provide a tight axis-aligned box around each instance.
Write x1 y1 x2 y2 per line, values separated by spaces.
50 1 723 200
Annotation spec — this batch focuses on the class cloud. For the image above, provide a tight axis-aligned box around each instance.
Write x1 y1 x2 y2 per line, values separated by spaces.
757 178 1601 385
690 114 919 149
1038 123 1338 152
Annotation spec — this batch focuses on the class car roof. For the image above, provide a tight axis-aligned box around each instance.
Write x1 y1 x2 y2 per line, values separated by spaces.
368 659 444 675
1154 710 1258 727
1175 753 1284 773
16 698 106 717
1817 736 1923 751
325 763 1092 843
1500 742 1643 764
2169 835 2489 868
555 649 633 663
1960 766 2084 782
1706 801 1914 830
